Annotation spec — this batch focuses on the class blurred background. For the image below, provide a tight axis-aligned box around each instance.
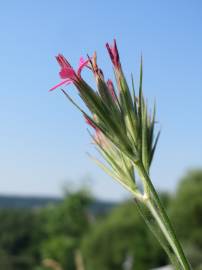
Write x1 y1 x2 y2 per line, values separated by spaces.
0 0 202 269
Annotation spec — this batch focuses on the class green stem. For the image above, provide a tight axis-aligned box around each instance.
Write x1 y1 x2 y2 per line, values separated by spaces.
136 162 191 270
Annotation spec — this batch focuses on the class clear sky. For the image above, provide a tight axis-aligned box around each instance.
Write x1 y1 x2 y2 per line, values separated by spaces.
0 0 202 201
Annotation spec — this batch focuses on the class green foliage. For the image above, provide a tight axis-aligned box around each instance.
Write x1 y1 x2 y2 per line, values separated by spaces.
0 209 41 269
42 191 91 238
81 202 167 270
0 172 201 269
0 190 92 270
41 236 76 269
169 170 202 246
39 190 92 270
169 169 202 268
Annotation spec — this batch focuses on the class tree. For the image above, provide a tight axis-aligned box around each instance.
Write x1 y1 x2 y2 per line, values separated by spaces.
169 169 202 268
39 190 92 270
0 209 41 269
81 201 168 270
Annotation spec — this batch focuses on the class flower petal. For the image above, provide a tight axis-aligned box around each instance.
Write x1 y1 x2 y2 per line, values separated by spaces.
77 57 90 77
49 79 72 91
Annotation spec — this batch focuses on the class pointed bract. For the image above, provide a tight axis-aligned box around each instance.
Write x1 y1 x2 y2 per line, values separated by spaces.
106 39 121 70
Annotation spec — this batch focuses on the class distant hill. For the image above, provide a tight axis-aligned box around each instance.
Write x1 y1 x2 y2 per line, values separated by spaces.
0 194 61 209
0 194 117 215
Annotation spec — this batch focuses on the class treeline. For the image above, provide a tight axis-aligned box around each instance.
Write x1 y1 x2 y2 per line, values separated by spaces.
0 195 60 209
0 170 202 270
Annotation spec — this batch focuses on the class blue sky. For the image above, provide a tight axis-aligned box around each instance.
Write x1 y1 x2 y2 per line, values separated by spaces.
0 0 202 201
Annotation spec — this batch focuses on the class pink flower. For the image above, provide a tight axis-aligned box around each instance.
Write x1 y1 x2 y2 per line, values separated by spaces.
77 57 90 78
56 54 78 81
49 79 72 91
50 55 89 91
106 39 121 70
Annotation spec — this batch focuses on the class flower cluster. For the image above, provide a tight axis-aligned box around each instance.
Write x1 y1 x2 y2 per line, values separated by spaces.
50 40 160 195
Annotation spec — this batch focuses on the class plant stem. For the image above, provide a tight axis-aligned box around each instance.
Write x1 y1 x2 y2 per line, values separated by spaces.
136 162 191 270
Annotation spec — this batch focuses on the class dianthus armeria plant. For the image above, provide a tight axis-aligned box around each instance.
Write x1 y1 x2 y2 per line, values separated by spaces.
50 40 191 270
